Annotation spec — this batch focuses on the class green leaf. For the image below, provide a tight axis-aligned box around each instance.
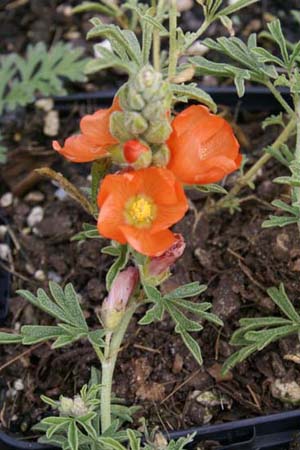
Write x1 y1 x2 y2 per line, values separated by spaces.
138 302 164 325
167 282 207 299
262 113 285 130
222 344 257 374
21 325 65 345
177 326 203 366
106 245 129 290
246 324 299 350
41 395 59 408
0 332 22 344
91 159 111 211
193 183 228 194
127 429 140 450
168 304 203 332
71 223 101 242
68 421 79 450
267 20 289 65
262 215 298 228
63 283 88 330
171 83 217 113
251 47 285 67
98 437 127 450
271 199 299 216
72 2 117 16
215 0 259 18
267 284 300 323
143 284 162 302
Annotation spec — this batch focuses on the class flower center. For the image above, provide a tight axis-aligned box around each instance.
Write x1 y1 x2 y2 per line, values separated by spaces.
125 195 156 228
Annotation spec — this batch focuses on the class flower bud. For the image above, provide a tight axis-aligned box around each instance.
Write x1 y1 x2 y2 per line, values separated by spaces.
125 112 148 136
109 144 126 165
119 84 145 111
134 65 162 94
110 111 134 142
143 234 185 285
123 140 152 169
143 120 172 144
152 144 170 167
102 267 139 330
59 395 89 417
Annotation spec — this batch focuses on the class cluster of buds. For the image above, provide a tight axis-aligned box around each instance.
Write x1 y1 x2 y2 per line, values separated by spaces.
110 65 172 169
58 395 90 418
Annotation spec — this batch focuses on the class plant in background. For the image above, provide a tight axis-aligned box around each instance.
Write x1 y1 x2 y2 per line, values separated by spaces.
0 42 89 163
191 15 300 235
0 0 277 449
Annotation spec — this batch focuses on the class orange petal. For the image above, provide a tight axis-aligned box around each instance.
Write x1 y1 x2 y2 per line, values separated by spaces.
97 171 141 207
53 135 108 163
120 225 176 256
135 167 179 205
80 109 118 147
97 194 127 244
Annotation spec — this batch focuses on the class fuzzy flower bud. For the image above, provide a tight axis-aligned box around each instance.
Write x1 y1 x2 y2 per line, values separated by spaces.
59 395 89 417
123 140 152 169
125 112 148 136
152 144 171 167
102 267 139 330
143 234 185 285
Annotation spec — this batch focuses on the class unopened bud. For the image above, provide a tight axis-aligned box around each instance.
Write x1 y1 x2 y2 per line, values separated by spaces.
125 112 148 136
134 65 162 94
59 395 89 417
143 120 172 144
152 144 170 167
110 111 134 142
144 234 185 285
102 267 139 330
119 85 145 111
123 140 152 169
109 144 126 165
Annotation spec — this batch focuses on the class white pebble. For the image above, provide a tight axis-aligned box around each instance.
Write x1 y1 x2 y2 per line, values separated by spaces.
177 0 193 11
0 243 11 262
27 206 44 228
0 192 13 208
0 225 8 240
44 110 60 137
94 39 113 59
14 379 24 391
35 98 54 112
48 271 62 283
25 191 45 204
55 187 68 201
34 269 46 281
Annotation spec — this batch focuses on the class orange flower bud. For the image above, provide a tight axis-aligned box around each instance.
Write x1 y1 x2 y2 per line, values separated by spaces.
102 267 139 330
167 105 242 185
123 140 149 164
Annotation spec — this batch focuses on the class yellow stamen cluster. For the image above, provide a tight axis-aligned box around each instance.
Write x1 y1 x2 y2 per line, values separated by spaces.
125 195 156 228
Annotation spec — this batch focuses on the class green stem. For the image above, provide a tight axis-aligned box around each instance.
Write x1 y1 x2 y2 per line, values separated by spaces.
183 19 210 52
153 30 161 72
294 97 300 233
209 118 296 213
266 81 294 116
100 303 138 433
168 0 178 79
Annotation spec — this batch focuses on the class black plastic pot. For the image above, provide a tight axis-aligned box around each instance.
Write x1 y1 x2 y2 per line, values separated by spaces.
53 86 291 113
0 409 300 450
0 86 298 450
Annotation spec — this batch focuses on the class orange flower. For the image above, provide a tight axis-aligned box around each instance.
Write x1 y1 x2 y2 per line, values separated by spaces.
167 105 241 185
52 98 121 162
97 168 188 256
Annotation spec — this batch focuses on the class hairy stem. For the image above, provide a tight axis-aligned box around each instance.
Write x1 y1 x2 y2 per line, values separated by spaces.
183 19 210 52
265 81 294 116
168 0 178 79
295 97 300 233
209 118 296 213
100 303 138 433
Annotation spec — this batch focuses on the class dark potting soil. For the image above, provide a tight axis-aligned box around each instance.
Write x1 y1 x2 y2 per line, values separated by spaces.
0 103 300 450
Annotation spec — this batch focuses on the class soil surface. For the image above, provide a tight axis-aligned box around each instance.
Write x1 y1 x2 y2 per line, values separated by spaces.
1 1 300 449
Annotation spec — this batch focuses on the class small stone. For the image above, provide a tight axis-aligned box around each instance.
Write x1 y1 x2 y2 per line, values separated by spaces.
176 0 193 11
34 270 46 281
186 41 209 56
0 192 13 208
57 3 73 16
35 98 54 112
271 380 300 404
55 187 68 201
48 271 62 283
172 353 184 374
25 263 35 275
44 110 59 136
207 363 233 383
14 379 24 391
273 232 290 259
24 191 45 204
27 206 44 228
0 225 8 240
291 259 300 272
0 243 11 262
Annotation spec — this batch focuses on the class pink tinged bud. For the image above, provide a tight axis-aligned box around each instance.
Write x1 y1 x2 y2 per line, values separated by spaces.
148 234 185 277
102 267 139 330
123 140 149 163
